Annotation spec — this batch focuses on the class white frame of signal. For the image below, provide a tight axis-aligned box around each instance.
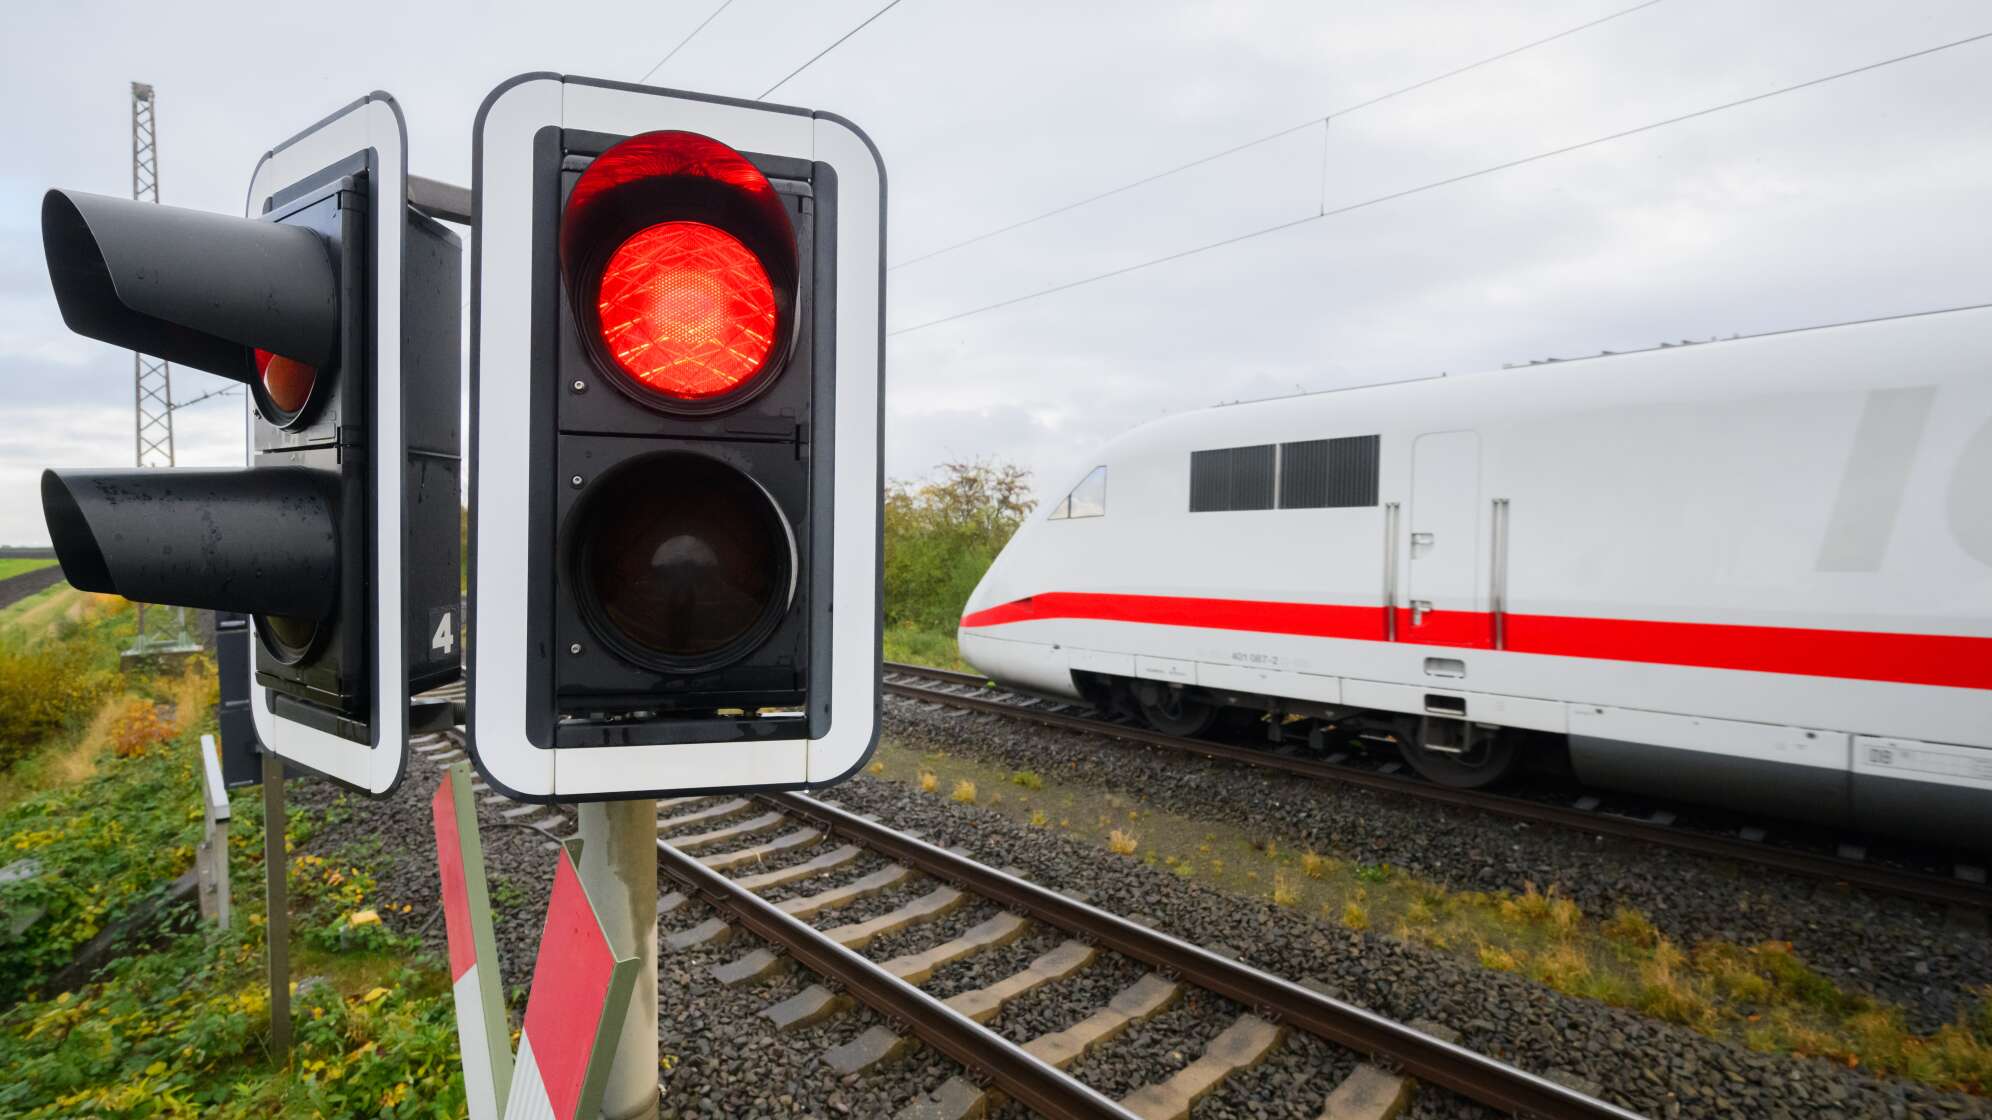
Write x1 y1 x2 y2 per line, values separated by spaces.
243 93 411 795
467 74 884 800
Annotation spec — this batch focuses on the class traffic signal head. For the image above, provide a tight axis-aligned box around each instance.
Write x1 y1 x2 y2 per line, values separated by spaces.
37 94 461 794
468 76 883 801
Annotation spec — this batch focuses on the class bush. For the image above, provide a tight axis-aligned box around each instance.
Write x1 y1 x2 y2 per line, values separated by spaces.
884 460 1034 635
0 646 115 770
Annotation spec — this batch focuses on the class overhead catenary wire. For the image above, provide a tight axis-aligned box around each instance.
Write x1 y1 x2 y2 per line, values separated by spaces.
887 28 1992 338
761 0 909 99
888 0 1670 270
636 0 740 84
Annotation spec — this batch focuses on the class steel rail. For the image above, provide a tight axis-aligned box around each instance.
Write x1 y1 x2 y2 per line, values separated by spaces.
654 832 1142 1120
882 664 1991 913
770 791 1646 1120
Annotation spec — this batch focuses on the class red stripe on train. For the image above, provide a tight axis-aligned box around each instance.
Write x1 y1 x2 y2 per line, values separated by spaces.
957 591 1992 690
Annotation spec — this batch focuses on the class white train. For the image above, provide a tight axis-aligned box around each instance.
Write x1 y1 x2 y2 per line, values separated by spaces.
958 307 1992 848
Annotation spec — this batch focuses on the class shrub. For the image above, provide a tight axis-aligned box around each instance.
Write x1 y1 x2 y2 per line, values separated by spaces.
0 646 115 770
108 697 175 759
884 460 1034 634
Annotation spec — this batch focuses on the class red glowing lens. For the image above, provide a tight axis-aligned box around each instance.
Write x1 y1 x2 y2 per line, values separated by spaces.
594 221 778 400
254 349 318 415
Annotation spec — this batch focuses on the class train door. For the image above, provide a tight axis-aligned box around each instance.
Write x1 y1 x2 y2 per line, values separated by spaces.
1405 430 1486 647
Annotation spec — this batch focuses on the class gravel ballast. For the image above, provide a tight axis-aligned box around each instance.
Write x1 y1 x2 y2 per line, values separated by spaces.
289 726 1990 1119
885 696 1990 1033
826 760 1992 1120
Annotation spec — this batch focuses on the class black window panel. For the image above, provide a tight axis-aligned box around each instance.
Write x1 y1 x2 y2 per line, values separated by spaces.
1190 444 1274 511
1278 435 1379 508
1189 449 1229 512
1324 434 1380 507
1279 439 1330 508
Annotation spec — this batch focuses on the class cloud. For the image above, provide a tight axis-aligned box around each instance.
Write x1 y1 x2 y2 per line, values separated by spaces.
0 0 1986 527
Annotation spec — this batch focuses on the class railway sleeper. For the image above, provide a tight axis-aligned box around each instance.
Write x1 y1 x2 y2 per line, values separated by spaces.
669 810 786 852
896 972 1181 1120
656 797 752 833
700 826 823 872
731 843 864 892
1118 1013 1285 1120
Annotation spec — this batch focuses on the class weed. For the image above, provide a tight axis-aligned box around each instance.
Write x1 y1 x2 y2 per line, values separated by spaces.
918 770 938 793
1271 872 1299 907
951 778 977 804
1028 809 1048 828
1341 899 1370 931
1010 769 1042 790
1355 863 1390 884
1636 940 1716 1030
867 761 885 775
1602 906 1660 948
1479 944 1522 972
1107 829 1139 856
1299 850 1330 880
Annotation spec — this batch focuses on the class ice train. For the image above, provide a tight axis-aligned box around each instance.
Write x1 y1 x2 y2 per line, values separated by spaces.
958 307 1992 848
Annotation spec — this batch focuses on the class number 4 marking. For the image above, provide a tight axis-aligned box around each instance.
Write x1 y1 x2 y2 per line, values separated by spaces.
432 611 456 655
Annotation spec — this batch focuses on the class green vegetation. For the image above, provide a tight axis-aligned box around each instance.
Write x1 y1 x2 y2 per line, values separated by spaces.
883 460 1033 670
0 556 58 582
0 590 467 1114
0 589 132 776
871 736 1992 1093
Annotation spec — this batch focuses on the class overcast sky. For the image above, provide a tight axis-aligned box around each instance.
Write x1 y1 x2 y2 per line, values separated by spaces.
1 0 1987 543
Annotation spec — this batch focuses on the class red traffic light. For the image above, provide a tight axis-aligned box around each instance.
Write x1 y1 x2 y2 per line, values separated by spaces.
255 348 319 417
559 130 798 413
596 221 777 400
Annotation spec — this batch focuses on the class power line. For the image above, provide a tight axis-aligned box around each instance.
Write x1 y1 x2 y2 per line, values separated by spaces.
888 28 1992 338
761 0 909 98
636 0 739 84
888 0 1670 270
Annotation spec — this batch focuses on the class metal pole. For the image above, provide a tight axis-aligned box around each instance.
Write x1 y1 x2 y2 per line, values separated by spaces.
577 799 659 1120
262 750 290 1066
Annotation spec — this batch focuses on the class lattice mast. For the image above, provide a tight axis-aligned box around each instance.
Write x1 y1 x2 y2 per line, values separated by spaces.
131 81 174 468
125 81 195 660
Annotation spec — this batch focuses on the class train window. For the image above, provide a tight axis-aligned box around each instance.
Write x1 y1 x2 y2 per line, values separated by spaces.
1189 445 1275 512
1049 465 1106 520
1280 435 1380 508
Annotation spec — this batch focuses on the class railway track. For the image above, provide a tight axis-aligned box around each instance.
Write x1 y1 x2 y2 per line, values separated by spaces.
882 662 1992 915
652 789 1645 1120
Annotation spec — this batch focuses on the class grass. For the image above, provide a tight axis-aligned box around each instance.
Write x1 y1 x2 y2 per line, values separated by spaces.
882 622 970 672
864 734 1992 1094
0 556 57 581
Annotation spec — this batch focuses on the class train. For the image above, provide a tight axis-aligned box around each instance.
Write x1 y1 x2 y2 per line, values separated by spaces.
957 307 1992 849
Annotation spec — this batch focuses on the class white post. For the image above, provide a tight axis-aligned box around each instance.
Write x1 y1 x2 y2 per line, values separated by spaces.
196 734 231 927
576 798 658 1120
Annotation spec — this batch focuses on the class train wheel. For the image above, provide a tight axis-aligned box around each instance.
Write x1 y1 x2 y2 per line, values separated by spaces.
1402 718 1516 788
1133 683 1218 737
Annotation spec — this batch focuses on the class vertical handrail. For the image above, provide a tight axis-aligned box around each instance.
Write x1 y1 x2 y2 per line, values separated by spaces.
1382 502 1400 641
1490 498 1510 650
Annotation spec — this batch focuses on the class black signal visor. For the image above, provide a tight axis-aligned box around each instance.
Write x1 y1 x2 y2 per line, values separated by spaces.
41 190 339 386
